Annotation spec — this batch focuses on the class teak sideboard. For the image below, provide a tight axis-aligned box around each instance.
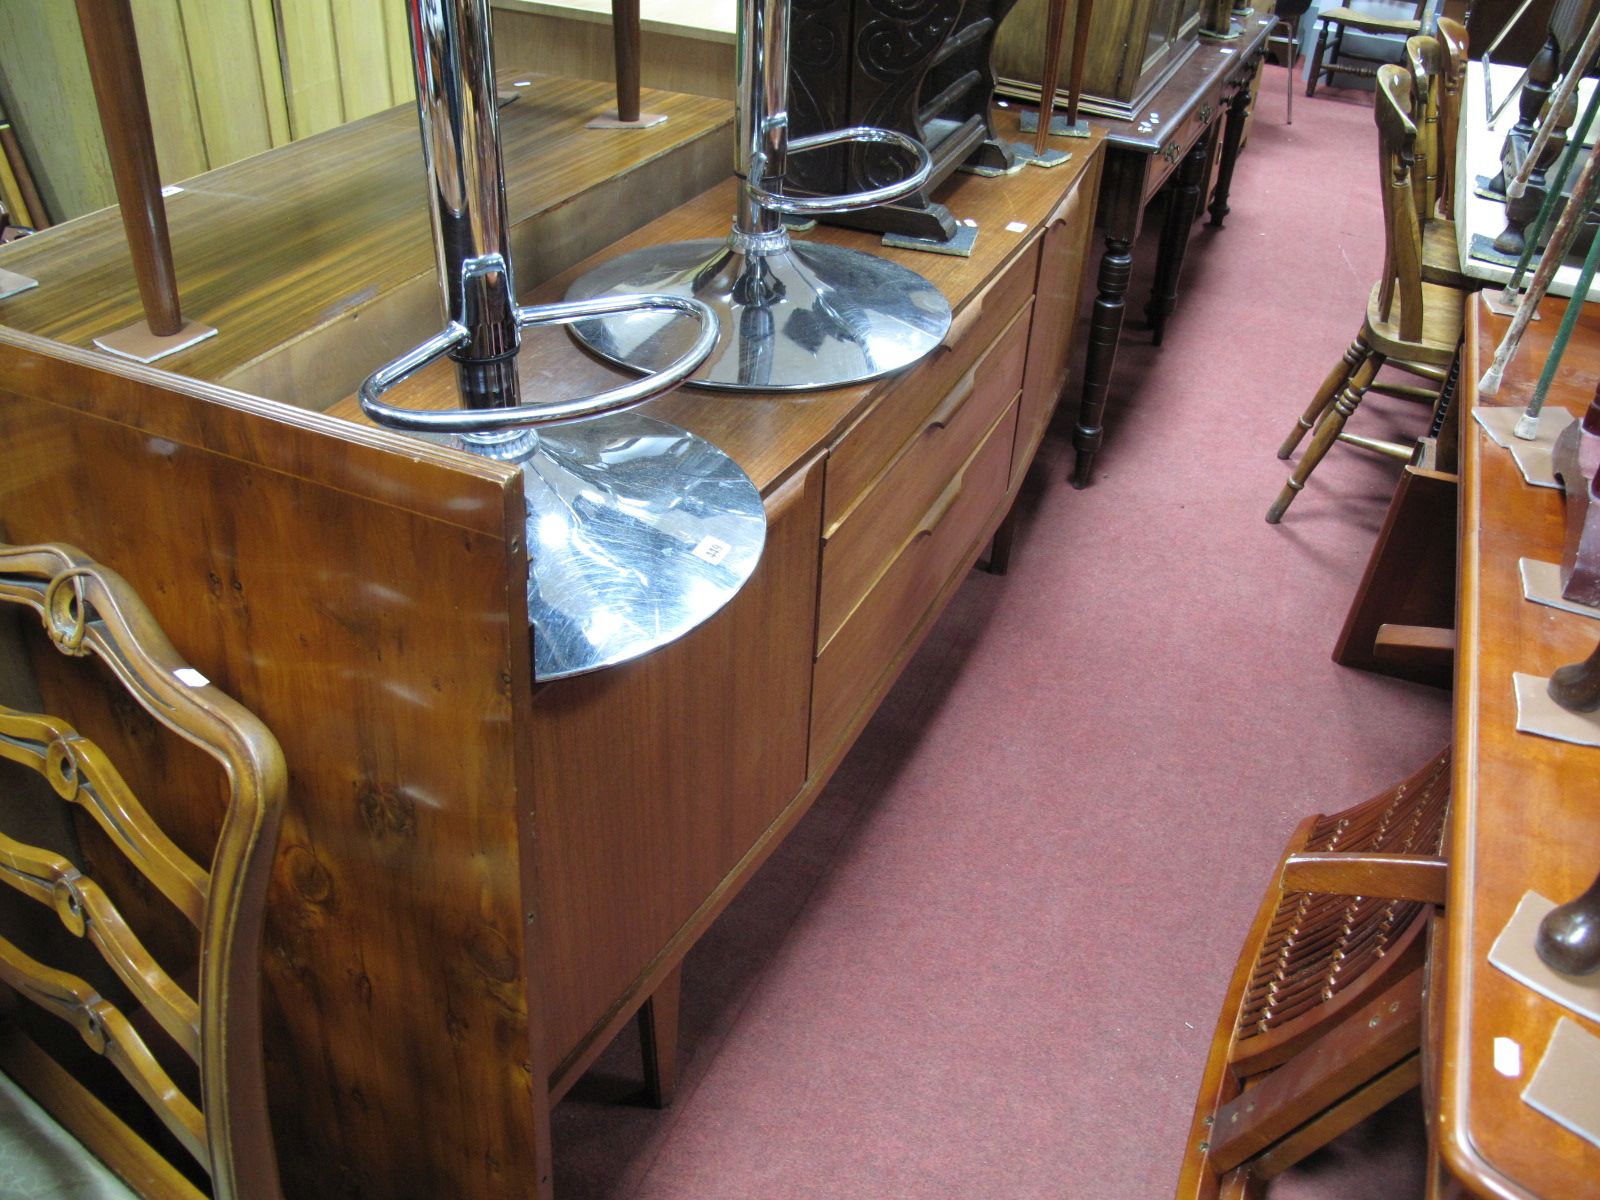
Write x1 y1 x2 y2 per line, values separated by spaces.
0 76 1103 1198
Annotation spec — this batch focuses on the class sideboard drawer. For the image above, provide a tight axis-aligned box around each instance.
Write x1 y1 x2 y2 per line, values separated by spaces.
818 301 1032 650
810 393 1020 766
823 237 1039 530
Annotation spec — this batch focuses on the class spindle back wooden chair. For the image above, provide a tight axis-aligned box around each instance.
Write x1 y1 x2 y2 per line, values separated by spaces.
1436 18 1467 220
1407 21 1471 288
1306 0 1427 97
1174 747 1451 1200
0 542 285 1200
1268 64 1465 523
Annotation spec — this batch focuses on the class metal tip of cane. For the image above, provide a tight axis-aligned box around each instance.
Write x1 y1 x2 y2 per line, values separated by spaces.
1488 285 1522 316
1512 410 1541 440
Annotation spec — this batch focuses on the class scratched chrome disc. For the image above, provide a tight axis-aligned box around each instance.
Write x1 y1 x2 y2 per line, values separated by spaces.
519 409 766 681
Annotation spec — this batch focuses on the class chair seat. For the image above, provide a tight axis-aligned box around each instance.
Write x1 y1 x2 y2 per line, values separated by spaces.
1365 280 1463 364
1317 7 1421 34
1422 217 1471 288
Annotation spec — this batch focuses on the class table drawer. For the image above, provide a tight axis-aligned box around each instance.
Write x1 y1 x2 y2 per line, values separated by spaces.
823 237 1039 530
819 301 1031 650
1142 96 1222 204
810 393 1020 764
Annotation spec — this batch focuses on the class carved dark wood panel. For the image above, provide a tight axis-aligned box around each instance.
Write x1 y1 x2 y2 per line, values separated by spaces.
786 0 1016 239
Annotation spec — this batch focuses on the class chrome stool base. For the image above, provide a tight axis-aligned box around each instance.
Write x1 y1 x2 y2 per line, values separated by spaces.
517 410 766 680
567 237 951 392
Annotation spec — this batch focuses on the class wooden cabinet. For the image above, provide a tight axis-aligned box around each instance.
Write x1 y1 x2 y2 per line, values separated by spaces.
0 88 1104 1199
994 0 1205 119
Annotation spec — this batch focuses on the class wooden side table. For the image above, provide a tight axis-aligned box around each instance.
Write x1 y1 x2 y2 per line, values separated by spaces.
1439 294 1600 1199
1071 14 1273 487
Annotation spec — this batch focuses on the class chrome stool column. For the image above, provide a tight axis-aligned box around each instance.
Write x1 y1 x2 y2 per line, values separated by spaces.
564 0 954 391
361 0 766 680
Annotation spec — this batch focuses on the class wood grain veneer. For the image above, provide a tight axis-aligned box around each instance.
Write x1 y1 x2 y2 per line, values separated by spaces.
0 103 1106 1198
329 111 1107 1104
328 117 1105 505
819 302 1033 650
1440 293 1600 1199
532 459 822 1078
0 332 549 1200
0 74 730 411
1014 172 1097 486
812 396 1022 763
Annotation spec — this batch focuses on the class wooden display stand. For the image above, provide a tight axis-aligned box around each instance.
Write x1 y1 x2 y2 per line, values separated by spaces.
0 90 1104 1198
993 0 1205 121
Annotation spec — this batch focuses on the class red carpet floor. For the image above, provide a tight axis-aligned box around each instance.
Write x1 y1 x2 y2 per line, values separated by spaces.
550 66 1452 1199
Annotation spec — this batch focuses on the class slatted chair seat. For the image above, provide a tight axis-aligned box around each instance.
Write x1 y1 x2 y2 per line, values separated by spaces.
1174 747 1451 1200
1269 62 1469 523
0 542 286 1200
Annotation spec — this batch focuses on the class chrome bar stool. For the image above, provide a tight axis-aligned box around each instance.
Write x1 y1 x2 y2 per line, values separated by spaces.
360 0 767 680
564 0 954 391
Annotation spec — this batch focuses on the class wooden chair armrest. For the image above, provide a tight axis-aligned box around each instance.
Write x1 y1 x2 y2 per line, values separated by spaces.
1282 853 1448 905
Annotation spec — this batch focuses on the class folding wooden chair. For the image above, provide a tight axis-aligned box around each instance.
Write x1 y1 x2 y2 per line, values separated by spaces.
1174 747 1450 1200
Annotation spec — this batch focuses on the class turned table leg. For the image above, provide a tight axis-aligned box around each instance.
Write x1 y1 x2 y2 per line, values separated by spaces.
1209 80 1252 229
1074 232 1134 488
1147 137 1210 346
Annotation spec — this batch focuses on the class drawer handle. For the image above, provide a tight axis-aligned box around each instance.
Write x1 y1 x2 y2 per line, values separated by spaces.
926 364 979 433
916 464 968 538
1199 102 1214 124
943 296 984 349
1161 140 1180 164
942 256 1021 349
1045 190 1079 229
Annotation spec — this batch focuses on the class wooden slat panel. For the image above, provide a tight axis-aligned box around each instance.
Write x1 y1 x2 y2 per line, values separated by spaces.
330 0 396 122
385 0 417 106
175 0 277 168
0 3 115 218
248 0 294 147
0 1027 207 1200
275 0 345 138
128 0 208 183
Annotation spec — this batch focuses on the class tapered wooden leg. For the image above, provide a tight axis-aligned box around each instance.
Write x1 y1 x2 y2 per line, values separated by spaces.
1307 20 1330 97
1268 353 1384 523
638 962 682 1108
1279 336 1369 460
1074 234 1133 487
985 504 1018 575
611 0 641 123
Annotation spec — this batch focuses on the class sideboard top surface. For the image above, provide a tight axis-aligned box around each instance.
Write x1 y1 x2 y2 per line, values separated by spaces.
0 73 731 400
329 110 1108 500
